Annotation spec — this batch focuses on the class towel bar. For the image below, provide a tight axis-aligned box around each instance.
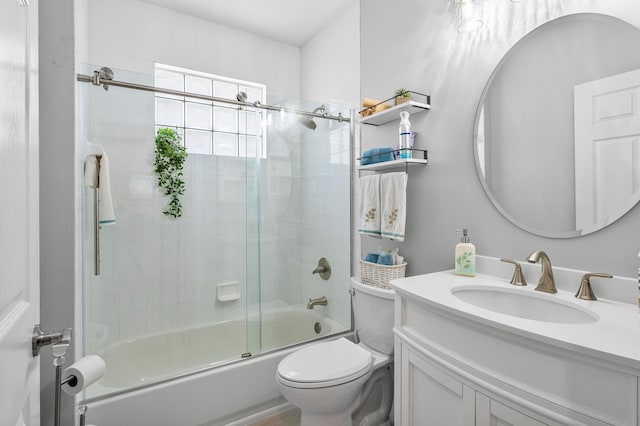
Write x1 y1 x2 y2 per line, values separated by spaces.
93 155 102 276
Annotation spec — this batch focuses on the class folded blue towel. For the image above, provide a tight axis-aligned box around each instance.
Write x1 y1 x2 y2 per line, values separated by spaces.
361 147 396 165
377 253 394 265
364 253 379 263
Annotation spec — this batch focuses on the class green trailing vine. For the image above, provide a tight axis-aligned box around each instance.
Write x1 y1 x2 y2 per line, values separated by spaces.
154 128 187 218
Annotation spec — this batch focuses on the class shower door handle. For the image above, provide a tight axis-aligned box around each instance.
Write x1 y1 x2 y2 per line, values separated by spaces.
93 155 102 275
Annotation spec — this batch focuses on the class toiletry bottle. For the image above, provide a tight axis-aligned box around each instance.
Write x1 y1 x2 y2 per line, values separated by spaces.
455 229 476 277
398 111 412 159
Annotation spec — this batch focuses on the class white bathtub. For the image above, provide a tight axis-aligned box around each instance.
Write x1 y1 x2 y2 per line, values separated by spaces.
84 306 349 425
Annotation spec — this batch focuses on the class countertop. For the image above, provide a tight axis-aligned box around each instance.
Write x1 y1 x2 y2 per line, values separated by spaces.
391 263 640 373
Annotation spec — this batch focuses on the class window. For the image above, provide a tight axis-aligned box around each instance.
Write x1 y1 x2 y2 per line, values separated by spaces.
155 64 266 158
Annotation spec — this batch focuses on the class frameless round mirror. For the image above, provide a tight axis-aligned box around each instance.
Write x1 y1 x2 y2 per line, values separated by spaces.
474 13 640 238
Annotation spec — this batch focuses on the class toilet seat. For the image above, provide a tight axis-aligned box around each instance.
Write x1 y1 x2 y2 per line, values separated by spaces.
277 338 373 389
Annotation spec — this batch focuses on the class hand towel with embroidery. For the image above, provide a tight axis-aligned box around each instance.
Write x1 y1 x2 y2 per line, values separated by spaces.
357 174 381 238
380 172 407 241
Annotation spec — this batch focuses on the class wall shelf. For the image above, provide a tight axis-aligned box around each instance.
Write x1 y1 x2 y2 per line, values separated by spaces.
359 98 431 126
358 158 428 171
357 149 428 171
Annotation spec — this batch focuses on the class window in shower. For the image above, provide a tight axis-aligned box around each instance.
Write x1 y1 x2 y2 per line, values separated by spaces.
154 64 267 158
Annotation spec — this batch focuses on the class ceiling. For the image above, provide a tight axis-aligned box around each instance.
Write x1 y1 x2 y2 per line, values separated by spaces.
143 0 347 46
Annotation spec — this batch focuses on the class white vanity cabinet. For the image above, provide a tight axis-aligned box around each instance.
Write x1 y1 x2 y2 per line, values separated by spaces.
392 270 640 426
398 340 549 426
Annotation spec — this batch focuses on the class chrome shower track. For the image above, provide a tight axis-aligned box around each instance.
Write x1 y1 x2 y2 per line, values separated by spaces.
77 69 350 123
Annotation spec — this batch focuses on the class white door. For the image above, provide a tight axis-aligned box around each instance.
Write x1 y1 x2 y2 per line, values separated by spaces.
0 0 40 425
574 69 640 234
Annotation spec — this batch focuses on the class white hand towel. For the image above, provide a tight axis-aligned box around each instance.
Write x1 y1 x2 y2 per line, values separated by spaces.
84 145 116 225
357 174 381 238
380 172 407 241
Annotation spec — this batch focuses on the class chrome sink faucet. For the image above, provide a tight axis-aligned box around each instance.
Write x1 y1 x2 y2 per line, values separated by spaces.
527 250 557 294
307 296 328 309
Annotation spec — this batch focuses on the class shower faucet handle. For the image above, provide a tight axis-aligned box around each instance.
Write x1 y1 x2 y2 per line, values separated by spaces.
312 258 331 280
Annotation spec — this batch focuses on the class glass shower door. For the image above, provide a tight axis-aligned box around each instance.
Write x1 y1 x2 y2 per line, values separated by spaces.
80 64 259 398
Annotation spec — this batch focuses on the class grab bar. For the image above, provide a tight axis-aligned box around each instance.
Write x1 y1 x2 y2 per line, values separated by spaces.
93 155 102 276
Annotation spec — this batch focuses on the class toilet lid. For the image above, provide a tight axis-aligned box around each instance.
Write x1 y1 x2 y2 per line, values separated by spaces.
277 338 372 387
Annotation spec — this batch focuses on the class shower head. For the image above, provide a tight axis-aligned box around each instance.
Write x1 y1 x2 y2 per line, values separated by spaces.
300 117 317 130
300 105 327 131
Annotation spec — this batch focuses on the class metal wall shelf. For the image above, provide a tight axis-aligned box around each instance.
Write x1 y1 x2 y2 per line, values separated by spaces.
357 149 428 172
359 91 431 126
357 158 428 171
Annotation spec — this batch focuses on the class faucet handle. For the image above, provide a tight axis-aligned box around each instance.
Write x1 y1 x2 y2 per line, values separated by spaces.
575 272 613 301
500 258 527 286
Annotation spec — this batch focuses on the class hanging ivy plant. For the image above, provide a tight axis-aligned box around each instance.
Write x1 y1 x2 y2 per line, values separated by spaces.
154 128 187 218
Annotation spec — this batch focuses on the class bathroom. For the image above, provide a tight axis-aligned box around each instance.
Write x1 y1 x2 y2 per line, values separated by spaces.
3 0 640 425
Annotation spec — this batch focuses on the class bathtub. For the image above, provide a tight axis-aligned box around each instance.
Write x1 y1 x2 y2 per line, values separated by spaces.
84 306 349 425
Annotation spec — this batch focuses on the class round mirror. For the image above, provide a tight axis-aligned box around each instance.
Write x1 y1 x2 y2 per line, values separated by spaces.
474 13 640 238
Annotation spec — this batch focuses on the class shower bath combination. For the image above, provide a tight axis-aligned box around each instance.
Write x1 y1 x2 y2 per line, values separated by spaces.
78 65 353 424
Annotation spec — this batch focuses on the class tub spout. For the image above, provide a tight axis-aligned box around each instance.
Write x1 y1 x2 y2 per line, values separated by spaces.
307 296 328 309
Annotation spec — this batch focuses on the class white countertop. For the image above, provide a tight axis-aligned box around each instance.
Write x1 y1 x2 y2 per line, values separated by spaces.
391 264 640 373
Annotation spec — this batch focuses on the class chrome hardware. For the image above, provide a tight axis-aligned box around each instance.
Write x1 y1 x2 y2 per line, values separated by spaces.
314 322 322 334
92 154 102 276
526 250 557 294
241 352 252 358
575 272 613 301
312 257 331 280
78 406 87 426
307 296 328 309
500 258 527 286
77 70 351 123
32 324 72 357
348 288 356 296
92 67 113 91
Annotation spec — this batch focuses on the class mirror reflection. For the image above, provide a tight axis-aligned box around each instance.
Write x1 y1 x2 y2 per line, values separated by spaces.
475 13 640 238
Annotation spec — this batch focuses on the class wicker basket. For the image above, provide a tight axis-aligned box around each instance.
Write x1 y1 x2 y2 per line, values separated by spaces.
360 260 407 289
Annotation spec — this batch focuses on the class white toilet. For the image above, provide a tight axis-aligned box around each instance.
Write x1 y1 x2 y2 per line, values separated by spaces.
276 278 394 426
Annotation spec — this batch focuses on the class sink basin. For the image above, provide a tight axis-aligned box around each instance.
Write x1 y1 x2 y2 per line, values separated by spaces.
452 285 599 324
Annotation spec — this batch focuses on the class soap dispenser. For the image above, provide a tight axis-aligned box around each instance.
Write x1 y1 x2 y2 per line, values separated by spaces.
455 229 476 277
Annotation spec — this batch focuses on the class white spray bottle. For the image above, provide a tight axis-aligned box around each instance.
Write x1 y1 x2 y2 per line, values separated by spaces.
398 111 412 159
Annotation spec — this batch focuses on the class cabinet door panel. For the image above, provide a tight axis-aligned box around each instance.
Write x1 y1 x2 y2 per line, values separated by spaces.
477 393 548 426
402 345 474 425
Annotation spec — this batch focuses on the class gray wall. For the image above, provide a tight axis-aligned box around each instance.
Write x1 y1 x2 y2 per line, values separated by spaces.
39 0 78 425
360 0 640 278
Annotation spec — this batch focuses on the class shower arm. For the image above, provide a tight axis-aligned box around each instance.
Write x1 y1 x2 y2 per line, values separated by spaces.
77 71 350 123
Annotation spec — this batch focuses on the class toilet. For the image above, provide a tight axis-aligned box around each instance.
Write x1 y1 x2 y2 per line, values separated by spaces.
276 278 395 426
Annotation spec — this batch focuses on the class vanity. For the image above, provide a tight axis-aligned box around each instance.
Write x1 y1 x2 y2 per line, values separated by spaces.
391 256 640 426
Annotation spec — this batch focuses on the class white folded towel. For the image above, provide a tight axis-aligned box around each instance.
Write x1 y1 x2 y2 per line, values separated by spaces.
357 174 381 238
380 172 407 241
84 145 116 225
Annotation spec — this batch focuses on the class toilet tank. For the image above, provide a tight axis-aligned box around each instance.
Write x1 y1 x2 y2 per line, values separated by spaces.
351 278 395 355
